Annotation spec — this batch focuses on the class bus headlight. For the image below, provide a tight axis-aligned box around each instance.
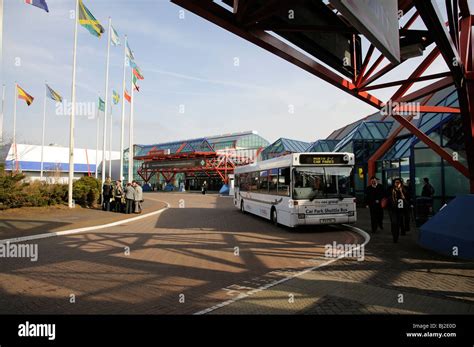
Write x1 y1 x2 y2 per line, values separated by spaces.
298 214 305 219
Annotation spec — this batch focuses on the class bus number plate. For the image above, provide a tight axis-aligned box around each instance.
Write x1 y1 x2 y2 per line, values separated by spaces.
320 218 336 224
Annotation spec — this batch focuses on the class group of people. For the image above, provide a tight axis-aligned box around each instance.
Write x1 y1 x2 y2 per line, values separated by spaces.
365 176 435 243
102 178 144 214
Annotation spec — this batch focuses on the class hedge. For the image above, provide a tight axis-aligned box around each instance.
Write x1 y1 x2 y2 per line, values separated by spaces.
0 173 101 210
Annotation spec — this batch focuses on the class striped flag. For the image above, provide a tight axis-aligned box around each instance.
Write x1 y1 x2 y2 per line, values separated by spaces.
78 0 104 38
17 85 34 106
24 0 49 13
111 25 120 46
131 62 144 80
46 84 62 102
124 89 131 103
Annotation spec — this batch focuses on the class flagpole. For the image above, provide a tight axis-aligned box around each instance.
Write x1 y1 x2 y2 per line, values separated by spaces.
0 84 5 145
13 82 17 172
67 0 79 208
108 104 112 177
119 35 127 182
95 94 99 178
40 82 47 180
101 17 112 201
128 68 134 183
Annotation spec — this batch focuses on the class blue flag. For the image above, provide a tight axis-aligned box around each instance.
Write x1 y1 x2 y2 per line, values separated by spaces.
24 0 49 13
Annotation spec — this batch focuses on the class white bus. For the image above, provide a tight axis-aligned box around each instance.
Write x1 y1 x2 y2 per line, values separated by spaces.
234 152 356 228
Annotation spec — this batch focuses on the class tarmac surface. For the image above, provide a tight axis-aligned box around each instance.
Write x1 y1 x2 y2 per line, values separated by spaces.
0 192 472 314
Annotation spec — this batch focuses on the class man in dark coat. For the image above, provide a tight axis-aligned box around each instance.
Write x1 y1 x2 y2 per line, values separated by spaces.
102 177 113 212
389 178 408 243
365 176 385 234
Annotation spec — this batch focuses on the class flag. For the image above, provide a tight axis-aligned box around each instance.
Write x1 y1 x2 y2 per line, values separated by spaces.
130 60 144 80
111 25 120 46
133 68 144 80
126 41 135 61
78 0 105 38
46 84 62 102
124 89 131 103
98 97 105 111
17 85 34 106
24 0 49 13
132 74 140 92
112 90 120 104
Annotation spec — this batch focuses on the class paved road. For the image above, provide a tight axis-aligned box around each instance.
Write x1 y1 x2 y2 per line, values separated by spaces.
0 192 363 314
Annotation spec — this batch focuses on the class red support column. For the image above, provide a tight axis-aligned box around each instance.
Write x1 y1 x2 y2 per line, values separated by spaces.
458 20 474 192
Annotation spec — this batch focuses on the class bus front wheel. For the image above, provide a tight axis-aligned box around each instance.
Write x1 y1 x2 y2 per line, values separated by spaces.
271 208 278 226
240 200 245 214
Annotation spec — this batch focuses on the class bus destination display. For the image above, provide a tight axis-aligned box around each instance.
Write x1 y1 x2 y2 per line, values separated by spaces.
299 154 347 165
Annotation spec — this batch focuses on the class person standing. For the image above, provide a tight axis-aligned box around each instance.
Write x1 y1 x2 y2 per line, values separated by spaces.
389 178 408 243
403 179 413 233
102 177 113 212
113 180 124 213
364 176 385 234
421 177 435 198
202 180 208 195
124 182 135 214
421 177 435 215
133 181 143 214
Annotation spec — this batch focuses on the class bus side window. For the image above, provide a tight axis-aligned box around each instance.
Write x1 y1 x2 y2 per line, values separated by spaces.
269 168 278 194
277 167 290 196
250 172 258 191
258 170 269 194
240 173 248 191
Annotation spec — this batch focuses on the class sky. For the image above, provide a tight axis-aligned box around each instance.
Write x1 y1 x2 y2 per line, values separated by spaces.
0 0 460 150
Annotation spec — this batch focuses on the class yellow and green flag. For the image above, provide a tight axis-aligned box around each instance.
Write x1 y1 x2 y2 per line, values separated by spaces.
78 0 104 38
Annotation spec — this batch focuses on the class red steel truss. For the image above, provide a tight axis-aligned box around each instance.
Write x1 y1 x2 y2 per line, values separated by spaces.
171 0 474 192
135 150 254 184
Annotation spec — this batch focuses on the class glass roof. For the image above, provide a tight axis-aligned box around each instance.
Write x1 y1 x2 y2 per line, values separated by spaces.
132 132 269 157
260 137 310 160
306 139 339 152
134 138 214 156
334 121 393 152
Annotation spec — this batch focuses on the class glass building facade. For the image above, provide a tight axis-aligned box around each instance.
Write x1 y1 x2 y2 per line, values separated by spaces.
326 86 467 211
332 121 393 201
124 131 269 189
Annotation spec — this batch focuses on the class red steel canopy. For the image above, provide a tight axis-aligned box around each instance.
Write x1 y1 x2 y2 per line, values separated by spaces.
170 0 474 192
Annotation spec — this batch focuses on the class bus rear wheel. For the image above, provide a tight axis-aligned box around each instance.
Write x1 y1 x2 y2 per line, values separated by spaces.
271 208 278 226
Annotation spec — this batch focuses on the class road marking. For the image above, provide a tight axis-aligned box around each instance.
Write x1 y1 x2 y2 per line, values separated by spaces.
0 200 170 244
194 224 370 315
